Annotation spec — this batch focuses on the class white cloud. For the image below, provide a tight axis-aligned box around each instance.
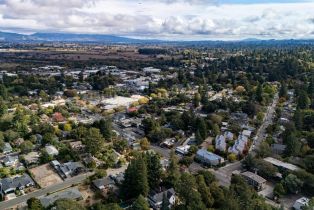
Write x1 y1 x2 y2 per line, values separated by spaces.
0 0 313 40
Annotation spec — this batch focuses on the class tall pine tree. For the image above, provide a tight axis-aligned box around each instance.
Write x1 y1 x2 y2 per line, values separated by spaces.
121 155 149 199
145 152 162 190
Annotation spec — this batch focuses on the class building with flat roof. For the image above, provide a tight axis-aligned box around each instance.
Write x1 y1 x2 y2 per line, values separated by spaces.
240 171 266 191
264 157 300 172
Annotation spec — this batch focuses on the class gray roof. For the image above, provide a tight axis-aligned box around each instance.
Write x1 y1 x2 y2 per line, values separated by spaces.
2 143 12 153
271 144 286 151
196 149 224 161
3 155 18 166
241 171 266 184
92 177 115 189
59 162 84 175
40 187 82 207
264 157 300 171
0 174 34 193
149 188 175 204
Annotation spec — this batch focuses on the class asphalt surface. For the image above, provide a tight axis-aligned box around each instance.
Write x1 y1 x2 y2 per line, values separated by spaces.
250 93 279 155
0 172 94 210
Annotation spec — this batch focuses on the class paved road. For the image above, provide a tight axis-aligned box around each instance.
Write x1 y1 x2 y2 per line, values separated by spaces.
150 93 279 188
0 165 129 210
250 93 279 155
0 172 94 210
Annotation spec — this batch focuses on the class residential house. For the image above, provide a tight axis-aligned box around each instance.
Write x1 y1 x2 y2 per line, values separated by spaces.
148 188 176 210
160 138 175 148
69 141 85 152
40 187 83 208
23 152 40 167
242 130 252 137
175 145 190 156
51 161 84 179
45 145 59 156
228 134 248 155
1 143 12 154
195 149 225 166
0 174 35 195
3 156 18 167
224 131 234 141
109 173 125 185
215 135 226 152
92 177 117 195
293 197 310 210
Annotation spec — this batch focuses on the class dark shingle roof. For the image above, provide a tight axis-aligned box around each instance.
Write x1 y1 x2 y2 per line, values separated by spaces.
149 188 175 203
0 174 34 193
92 177 115 189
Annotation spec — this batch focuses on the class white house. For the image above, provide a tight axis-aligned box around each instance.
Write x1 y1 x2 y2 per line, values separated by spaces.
293 197 310 210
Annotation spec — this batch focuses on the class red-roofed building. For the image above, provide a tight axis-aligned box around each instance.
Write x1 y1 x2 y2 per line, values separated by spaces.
52 112 65 122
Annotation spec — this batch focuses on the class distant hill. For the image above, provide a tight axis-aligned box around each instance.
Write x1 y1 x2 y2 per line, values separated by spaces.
30 32 139 43
0 31 313 46
0 31 143 43
0 31 29 41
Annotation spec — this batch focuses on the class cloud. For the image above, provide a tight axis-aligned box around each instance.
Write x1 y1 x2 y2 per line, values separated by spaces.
0 0 313 40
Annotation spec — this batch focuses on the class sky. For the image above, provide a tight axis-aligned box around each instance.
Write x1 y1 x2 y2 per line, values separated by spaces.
0 0 314 40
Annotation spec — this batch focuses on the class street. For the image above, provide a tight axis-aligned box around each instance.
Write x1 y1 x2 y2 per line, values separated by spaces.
0 172 94 210
250 93 279 155
150 93 280 188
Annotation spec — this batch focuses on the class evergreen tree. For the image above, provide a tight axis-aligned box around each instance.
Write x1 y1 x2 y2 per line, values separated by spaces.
83 128 105 155
196 175 214 208
0 84 8 99
195 129 203 145
279 83 288 99
131 195 150 210
167 150 180 186
175 173 206 210
195 117 207 140
54 199 86 210
255 83 263 103
95 118 113 140
0 101 8 117
121 155 149 199
273 183 286 198
308 77 314 97
297 90 310 109
193 93 201 108
294 108 303 130
27 197 43 210
285 133 301 156
145 152 162 189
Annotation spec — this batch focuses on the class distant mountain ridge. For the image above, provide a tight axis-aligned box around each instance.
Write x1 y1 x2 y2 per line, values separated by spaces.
0 31 313 45
0 31 143 43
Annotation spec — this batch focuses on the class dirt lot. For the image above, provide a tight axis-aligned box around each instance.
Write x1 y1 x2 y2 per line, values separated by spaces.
29 163 63 188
